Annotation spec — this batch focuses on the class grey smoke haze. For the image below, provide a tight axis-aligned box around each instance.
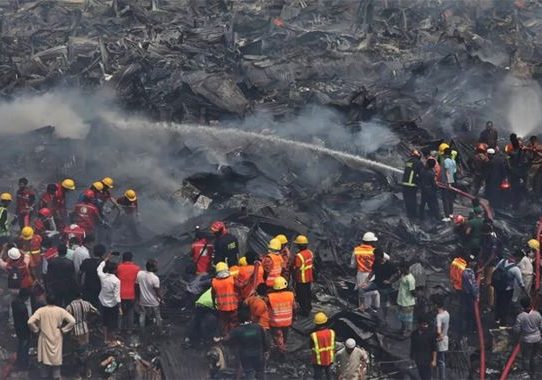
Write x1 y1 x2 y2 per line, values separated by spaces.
501 75 542 138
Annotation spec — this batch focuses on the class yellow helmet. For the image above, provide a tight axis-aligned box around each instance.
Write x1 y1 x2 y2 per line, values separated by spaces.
293 235 309 245
438 143 450 155
239 257 247 266
275 234 288 245
273 276 288 290
92 181 104 191
216 262 228 272
124 189 137 201
0 193 12 201
268 238 282 251
102 177 114 188
528 239 540 251
21 226 34 240
314 312 328 325
61 178 76 190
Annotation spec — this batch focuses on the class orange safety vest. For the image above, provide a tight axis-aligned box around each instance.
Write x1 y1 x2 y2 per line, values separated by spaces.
311 329 336 366
265 253 284 287
212 276 238 311
353 244 375 273
19 235 43 268
267 291 294 327
294 249 314 284
450 257 467 290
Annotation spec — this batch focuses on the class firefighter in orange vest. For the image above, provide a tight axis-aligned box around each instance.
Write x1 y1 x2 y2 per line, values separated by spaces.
236 251 264 301
292 235 314 316
449 255 467 291
351 232 378 310
18 226 43 280
211 261 239 335
310 312 336 380
275 234 291 280
263 238 284 288
267 276 295 355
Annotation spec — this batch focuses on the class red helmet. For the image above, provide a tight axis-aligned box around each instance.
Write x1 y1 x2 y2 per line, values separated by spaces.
454 215 465 225
83 189 95 200
38 208 52 218
476 143 488 153
210 221 225 233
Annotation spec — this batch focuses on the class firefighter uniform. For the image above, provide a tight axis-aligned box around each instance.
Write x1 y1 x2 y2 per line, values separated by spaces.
263 252 283 288
212 267 239 335
293 248 314 316
267 277 294 353
401 155 423 219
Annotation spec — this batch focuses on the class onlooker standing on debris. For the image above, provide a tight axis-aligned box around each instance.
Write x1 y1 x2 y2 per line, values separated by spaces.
97 253 121 344
440 148 457 221
396 262 416 335
211 221 239 266
363 248 398 318
494 254 524 326
117 251 140 332
461 258 479 334
401 149 423 220
292 235 314 316
221 306 269 380
136 259 162 328
515 249 533 302
478 120 498 149
72 235 93 276
27 295 75 379
46 244 77 307
191 226 214 275
66 291 98 379
435 296 450 380
514 296 542 378
410 315 437 380
310 312 336 380
336 338 369 380
212 262 239 335
484 148 508 210
79 244 105 308
12 288 32 370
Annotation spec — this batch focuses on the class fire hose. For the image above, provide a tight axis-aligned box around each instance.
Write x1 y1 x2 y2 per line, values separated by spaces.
499 218 542 380
436 183 494 221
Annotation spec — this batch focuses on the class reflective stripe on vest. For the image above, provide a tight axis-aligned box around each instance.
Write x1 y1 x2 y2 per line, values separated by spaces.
450 257 467 290
401 161 417 187
268 291 294 327
212 277 238 311
311 329 336 366
354 245 374 273
296 250 313 283
265 253 283 287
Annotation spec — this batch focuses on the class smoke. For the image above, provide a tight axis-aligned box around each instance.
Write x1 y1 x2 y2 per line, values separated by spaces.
501 74 542 138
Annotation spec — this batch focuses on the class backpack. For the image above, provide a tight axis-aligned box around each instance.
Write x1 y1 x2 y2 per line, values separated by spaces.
7 265 22 289
491 262 514 291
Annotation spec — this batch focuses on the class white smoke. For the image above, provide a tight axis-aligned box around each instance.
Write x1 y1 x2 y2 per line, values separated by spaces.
501 74 542 138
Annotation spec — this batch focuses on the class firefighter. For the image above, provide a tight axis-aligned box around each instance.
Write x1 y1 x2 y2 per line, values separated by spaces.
73 190 102 236
211 221 239 267
401 149 423 220
292 235 314 316
351 232 378 311
236 251 264 301
0 193 13 244
275 234 291 280
38 184 58 216
33 208 58 240
54 178 76 228
79 182 104 207
191 226 214 275
526 136 542 194
15 178 35 229
505 134 527 207
18 226 43 280
471 143 489 196
62 224 86 245
211 261 238 335
263 238 284 288
267 276 295 355
98 177 118 210
484 148 507 210
116 189 140 241
310 312 336 380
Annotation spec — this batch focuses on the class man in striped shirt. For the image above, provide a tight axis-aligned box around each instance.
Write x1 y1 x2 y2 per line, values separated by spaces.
66 292 98 379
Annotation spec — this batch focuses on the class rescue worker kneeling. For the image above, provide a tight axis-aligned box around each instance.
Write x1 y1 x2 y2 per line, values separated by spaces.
211 262 239 335
267 276 295 355
310 312 336 380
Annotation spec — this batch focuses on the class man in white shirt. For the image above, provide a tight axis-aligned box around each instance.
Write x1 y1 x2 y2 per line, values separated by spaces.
336 338 369 380
435 296 450 380
97 253 121 344
515 249 533 302
136 259 162 328
72 236 93 276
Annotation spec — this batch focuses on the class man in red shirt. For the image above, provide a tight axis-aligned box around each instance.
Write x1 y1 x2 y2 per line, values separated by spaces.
73 190 102 235
16 178 35 229
191 227 214 275
116 251 140 332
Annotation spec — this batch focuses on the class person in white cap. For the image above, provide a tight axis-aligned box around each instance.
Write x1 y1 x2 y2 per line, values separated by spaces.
336 338 369 380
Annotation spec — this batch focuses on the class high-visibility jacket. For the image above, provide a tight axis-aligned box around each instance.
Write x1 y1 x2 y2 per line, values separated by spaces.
353 244 375 273
196 288 214 309
19 235 43 268
267 290 294 327
311 328 336 366
212 276 238 312
73 202 100 234
450 257 467 290
401 158 421 187
294 249 314 283
0 207 9 237
264 253 283 287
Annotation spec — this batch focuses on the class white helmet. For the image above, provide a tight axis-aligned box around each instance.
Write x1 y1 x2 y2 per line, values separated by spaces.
8 247 21 260
362 232 378 242
345 338 356 349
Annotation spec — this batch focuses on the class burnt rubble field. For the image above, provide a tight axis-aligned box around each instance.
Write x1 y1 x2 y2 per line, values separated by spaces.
1 0 542 379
